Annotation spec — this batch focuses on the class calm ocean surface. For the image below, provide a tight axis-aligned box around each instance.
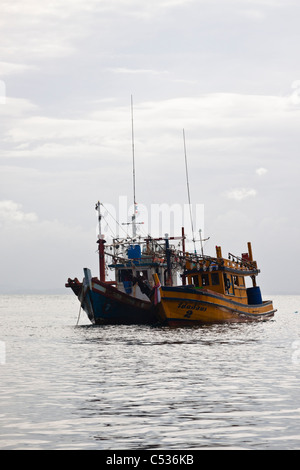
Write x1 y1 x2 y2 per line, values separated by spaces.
0 294 299 450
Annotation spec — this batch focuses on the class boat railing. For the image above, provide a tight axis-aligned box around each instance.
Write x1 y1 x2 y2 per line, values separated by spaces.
170 250 258 274
227 252 257 270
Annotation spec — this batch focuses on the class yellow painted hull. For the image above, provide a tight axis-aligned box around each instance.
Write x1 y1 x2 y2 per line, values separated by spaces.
155 287 276 326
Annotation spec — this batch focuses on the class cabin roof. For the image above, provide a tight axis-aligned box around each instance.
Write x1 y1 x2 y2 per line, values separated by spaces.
108 261 167 269
184 266 260 276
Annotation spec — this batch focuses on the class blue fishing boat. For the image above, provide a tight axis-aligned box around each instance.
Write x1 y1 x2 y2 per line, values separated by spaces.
66 97 186 324
66 202 184 324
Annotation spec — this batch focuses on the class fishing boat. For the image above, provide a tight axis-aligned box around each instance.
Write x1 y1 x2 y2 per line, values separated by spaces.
66 202 184 324
152 242 276 326
151 129 276 326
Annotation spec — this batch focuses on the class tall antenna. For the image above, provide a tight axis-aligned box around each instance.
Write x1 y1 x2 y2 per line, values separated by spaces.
131 95 137 238
131 95 136 209
95 201 106 281
95 200 102 238
121 97 144 238
183 128 196 253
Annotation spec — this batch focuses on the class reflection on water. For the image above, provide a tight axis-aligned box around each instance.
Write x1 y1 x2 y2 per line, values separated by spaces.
0 295 300 449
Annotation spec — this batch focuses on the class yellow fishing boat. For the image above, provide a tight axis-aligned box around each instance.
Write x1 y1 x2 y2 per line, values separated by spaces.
153 242 276 326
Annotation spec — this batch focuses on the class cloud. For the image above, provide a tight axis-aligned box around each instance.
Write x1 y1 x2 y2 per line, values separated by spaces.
2 88 300 169
0 199 96 292
0 80 5 104
238 9 265 21
108 67 168 75
226 188 257 201
256 167 268 176
0 61 37 77
0 0 196 64
288 80 300 106
0 97 38 117
1 0 300 296
0 1 86 61
0 200 38 224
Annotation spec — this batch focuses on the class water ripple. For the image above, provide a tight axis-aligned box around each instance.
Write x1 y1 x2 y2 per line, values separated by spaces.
0 295 300 449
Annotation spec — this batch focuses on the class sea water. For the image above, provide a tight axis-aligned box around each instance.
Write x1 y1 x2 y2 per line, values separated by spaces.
0 294 299 450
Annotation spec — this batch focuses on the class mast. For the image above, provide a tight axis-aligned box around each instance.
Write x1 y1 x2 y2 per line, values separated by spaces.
165 233 172 286
121 97 143 237
95 201 106 282
131 95 137 238
183 129 196 253
199 229 210 257
95 200 102 237
181 226 186 285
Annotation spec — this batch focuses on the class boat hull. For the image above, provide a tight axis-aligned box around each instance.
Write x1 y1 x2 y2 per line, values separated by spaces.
66 272 156 325
155 286 276 326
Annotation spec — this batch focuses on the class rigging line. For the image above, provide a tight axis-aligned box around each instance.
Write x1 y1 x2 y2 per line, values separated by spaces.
75 303 82 327
101 217 115 239
183 128 196 253
100 202 128 237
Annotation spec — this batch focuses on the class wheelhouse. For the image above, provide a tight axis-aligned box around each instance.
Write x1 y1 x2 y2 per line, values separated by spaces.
184 243 261 305
108 240 179 300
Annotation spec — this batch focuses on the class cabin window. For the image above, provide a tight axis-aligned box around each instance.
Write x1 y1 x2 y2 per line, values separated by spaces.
224 273 234 295
233 276 239 286
118 269 133 294
192 275 199 287
201 273 209 286
211 272 220 285
139 270 148 280
118 269 133 283
224 273 230 294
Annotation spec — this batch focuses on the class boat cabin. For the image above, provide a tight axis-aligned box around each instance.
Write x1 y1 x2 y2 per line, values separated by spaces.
108 242 178 300
184 243 262 305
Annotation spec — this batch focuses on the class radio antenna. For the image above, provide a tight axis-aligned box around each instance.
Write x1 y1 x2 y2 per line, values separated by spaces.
131 95 137 209
131 95 137 238
183 128 196 253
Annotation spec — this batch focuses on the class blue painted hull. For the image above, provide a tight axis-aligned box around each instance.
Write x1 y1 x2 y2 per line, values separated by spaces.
89 290 155 325
67 276 156 325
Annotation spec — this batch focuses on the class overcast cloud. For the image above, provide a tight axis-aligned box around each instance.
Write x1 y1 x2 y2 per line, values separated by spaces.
1 0 300 294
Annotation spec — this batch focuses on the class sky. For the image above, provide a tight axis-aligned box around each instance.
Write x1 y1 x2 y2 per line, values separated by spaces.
1 0 300 294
